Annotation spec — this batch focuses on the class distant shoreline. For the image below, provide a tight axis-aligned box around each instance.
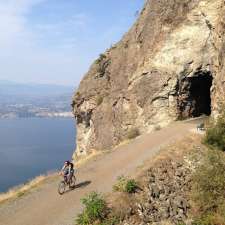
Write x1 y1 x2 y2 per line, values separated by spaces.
0 112 74 119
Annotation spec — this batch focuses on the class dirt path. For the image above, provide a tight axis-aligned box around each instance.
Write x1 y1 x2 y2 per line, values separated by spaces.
0 120 202 225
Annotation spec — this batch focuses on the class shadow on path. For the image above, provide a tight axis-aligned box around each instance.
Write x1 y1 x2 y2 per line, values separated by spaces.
64 180 92 194
74 181 91 189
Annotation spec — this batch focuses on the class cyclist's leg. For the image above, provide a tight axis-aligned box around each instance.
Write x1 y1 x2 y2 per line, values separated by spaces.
64 175 67 183
64 171 69 183
66 175 70 187
69 170 74 183
71 169 75 179
67 173 71 183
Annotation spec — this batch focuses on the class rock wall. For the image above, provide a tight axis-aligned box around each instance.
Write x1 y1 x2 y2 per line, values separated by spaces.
212 3 225 117
72 0 225 156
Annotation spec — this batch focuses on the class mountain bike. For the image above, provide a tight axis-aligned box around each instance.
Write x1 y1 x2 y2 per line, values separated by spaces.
58 173 76 195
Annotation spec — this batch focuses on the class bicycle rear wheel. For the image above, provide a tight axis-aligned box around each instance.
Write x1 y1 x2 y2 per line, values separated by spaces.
69 175 76 189
58 181 66 195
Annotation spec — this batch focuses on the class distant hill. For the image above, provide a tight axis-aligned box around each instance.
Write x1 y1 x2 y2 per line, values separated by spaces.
0 80 75 118
0 80 74 97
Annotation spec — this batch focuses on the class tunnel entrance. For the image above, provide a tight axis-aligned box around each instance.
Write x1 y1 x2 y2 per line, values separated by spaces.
177 71 213 119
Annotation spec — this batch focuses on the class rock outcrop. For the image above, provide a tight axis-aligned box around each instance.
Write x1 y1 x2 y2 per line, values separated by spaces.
135 160 192 224
72 0 225 156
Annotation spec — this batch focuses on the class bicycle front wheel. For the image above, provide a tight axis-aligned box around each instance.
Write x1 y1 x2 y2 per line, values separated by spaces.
58 181 66 195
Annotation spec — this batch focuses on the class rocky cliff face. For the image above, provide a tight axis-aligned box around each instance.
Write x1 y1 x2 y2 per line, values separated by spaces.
72 0 225 156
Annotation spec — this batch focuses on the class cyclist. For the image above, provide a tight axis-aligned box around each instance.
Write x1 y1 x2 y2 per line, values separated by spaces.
60 160 74 184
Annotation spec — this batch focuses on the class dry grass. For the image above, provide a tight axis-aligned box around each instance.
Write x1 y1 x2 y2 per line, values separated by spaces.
107 191 137 221
133 134 204 179
0 174 54 204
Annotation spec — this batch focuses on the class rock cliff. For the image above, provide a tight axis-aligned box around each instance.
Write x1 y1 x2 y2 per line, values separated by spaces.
72 0 225 156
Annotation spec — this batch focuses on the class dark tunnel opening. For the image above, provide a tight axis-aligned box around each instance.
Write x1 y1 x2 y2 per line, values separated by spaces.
178 71 213 119
189 73 212 117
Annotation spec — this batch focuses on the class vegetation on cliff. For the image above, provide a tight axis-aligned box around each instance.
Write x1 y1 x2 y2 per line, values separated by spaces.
113 176 138 194
192 150 225 225
76 192 118 225
191 111 225 224
204 111 225 151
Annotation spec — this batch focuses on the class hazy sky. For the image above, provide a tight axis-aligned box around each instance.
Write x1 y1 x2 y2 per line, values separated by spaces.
0 0 144 86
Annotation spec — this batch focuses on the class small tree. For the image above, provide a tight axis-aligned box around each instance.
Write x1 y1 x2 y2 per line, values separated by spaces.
204 111 225 151
126 128 140 140
76 192 107 225
113 176 138 193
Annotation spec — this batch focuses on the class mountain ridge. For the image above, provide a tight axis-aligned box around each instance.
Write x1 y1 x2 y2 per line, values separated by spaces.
0 80 74 97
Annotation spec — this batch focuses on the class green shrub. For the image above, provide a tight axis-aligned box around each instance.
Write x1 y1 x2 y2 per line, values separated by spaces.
113 176 138 193
126 128 140 140
204 112 225 151
76 192 107 225
95 54 107 64
154 125 161 131
76 213 89 225
17 191 25 197
96 96 104 106
125 179 138 193
99 54 106 60
113 176 126 192
191 149 225 223
98 216 119 225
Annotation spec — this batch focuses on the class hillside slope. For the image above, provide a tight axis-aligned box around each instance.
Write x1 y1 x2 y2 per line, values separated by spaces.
72 0 225 156
0 121 198 225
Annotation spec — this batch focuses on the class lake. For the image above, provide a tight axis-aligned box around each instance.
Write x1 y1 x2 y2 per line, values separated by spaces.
0 118 76 192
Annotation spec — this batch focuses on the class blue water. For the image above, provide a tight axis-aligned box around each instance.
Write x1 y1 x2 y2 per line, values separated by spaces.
0 118 76 192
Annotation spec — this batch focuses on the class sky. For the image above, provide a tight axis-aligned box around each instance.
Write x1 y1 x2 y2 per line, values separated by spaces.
0 0 144 86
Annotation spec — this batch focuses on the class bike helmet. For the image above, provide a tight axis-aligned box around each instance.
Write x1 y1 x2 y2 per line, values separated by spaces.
64 160 70 165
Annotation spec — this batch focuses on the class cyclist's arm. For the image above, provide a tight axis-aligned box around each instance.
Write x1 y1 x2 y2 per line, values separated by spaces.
60 165 66 174
68 165 71 174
